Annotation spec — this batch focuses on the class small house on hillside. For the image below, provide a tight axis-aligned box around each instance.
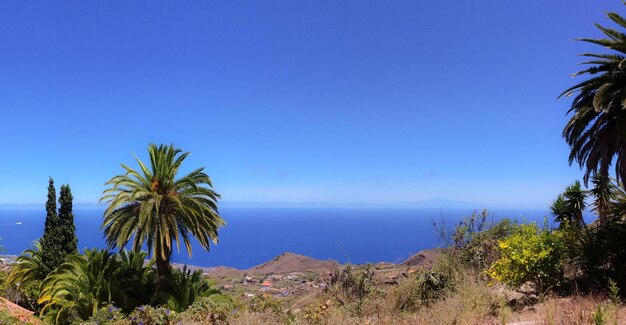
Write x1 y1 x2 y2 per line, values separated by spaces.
260 280 272 291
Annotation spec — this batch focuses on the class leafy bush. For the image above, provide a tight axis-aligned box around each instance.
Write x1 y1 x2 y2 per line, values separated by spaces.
84 305 130 325
4 242 46 312
435 210 516 271
162 266 222 312
324 264 375 315
300 300 332 325
128 305 175 325
176 294 235 324
38 249 156 323
248 295 283 315
576 217 626 291
390 270 453 312
487 222 566 292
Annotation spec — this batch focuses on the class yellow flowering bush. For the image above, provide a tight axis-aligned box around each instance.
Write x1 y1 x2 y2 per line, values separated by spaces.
487 222 566 291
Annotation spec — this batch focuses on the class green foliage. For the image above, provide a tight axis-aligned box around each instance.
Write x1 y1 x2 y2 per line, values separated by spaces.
31 244 229 324
38 249 155 324
128 305 174 325
100 144 225 282
576 217 626 289
249 295 283 314
391 270 453 312
84 305 130 325
39 249 121 323
300 300 331 325
593 305 606 325
435 210 516 271
41 178 61 275
324 264 375 316
162 266 223 312
487 223 566 292
176 295 235 324
608 278 620 304
114 250 157 313
4 241 46 312
57 185 77 260
590 174 617 222
560 3 626 184
551 181 587 228
41 179 78 277
413 270 452 306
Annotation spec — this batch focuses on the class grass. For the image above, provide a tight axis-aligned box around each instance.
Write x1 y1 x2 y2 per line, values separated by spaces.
220 269 626 325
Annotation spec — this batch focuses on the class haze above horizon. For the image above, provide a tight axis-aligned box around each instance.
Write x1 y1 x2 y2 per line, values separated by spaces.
1 1 615 209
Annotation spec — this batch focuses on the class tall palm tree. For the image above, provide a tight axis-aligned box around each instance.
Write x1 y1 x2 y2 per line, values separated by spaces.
560 6 626 184
100 144 225 283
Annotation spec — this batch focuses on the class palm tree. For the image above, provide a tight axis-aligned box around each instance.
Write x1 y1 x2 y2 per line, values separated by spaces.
100 144 225 283
5 241 47 311
115 250 156 312
551 181 587 228
5 241 46 289
38 249 156 323
589 173 617 222
550 194 570 227
564 181 587 227
610 181 626 219
38 249 122 323
164 266 223 312
560 6 626 184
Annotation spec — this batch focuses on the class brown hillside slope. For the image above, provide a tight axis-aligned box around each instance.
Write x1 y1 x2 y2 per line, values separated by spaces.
247 252 339 275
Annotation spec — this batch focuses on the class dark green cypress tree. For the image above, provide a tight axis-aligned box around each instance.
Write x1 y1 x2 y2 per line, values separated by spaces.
41 178 62 275
40 179 78 275
58 184 77 255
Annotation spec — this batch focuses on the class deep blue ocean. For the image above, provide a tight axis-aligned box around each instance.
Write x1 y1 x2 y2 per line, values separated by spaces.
0 207 555 269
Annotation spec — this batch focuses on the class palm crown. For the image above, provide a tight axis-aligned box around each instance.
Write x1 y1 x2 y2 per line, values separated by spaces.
560 7 626 183
100 144 225 278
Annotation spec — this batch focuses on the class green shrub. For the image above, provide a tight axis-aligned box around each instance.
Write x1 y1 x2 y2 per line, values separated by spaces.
415 270 452 306
128 305 175 325
300 300 332 325
608 279 620 304
435 210 517 271
324 264 375 316
593 305 606 325
162 266 222 312
83 305 130 325
248 295 282 315
576 217 626 291
176 295 235 324
487 222 566 292
390 270 453 312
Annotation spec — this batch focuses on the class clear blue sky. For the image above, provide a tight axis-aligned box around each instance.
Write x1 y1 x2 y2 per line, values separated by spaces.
0 1 620 208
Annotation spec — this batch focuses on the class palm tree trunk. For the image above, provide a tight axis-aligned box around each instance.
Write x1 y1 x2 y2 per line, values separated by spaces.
155 256 172 291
